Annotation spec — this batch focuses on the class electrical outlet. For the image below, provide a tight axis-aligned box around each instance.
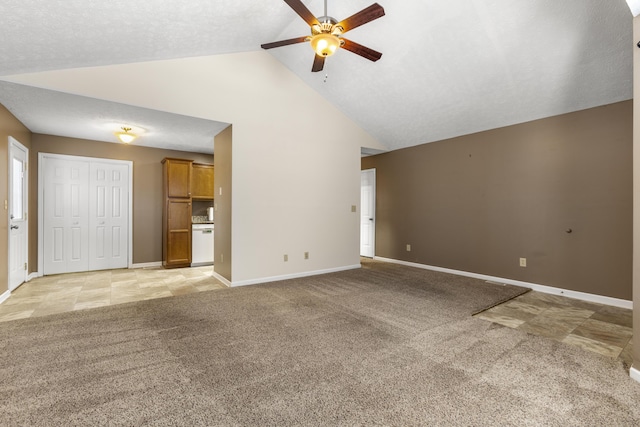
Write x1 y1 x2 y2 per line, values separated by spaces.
220 253 224 263
284 254 288 262
406 244 411 252
304 252 309 260
519 258 527 267
219 187 223 196
351 205 357 213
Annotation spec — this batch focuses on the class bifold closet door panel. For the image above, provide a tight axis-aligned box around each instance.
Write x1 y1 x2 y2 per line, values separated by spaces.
43 158 90 275
89 162 130 271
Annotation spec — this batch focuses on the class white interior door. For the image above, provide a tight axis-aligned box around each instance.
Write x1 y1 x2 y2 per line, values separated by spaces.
89 162 129 270
360 169 376 258
8 138 28 290
43 157 90 275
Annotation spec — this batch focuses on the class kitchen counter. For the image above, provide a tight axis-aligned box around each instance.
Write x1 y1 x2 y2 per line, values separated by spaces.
192 215 214 224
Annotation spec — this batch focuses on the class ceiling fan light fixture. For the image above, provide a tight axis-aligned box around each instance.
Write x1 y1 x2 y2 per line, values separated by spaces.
115 126 136 144
310 33 341 57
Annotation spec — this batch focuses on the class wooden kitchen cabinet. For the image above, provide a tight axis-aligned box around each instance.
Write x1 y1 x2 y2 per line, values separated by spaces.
162 158 193 268
164 199 192 268
163 158 193 198
191 163 215 199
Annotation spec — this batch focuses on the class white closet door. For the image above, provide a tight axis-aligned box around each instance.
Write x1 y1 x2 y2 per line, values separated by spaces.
89 162 129 270
43 158 90 275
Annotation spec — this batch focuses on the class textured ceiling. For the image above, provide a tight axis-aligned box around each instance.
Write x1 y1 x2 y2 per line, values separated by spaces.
0 81 228 153
0 0 634 154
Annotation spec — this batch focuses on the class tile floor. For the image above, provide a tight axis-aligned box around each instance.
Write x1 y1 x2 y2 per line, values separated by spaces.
0 266 227 323
475 290 634 367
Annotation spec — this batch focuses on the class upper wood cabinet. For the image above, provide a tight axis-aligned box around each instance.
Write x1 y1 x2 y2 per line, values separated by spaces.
163 158 193 198
191 163 215 200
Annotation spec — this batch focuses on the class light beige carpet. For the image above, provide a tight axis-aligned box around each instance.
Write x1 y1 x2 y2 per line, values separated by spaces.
1 260 639 425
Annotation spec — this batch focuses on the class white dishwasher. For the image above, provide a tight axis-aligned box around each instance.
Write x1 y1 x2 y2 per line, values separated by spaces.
191 223 214 266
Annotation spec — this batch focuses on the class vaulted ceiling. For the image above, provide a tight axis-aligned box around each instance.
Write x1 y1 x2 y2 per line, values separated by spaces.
0 0 633 154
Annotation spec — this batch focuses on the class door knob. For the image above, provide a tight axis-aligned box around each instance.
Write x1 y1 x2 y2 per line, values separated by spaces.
10 225 18 230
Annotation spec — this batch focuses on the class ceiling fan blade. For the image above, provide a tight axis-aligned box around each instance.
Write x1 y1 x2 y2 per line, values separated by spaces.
284 0 320 27
312 55 325 72
337 3 385 33
341 38 382 62
261 36 309 50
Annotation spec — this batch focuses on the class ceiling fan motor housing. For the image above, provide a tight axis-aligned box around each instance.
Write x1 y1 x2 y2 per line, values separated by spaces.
312 16 342 35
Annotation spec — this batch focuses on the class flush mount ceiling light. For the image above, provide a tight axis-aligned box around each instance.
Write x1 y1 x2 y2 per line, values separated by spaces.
261 0 385 72
115 126 136 144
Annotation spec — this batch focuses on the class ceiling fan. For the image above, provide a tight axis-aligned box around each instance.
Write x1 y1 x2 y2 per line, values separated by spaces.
261 0 385 72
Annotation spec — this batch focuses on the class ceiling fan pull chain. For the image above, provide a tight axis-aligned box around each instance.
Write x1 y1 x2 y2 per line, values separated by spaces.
324 59 329 83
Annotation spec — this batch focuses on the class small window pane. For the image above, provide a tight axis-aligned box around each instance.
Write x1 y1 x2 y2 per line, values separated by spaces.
12 158 23 220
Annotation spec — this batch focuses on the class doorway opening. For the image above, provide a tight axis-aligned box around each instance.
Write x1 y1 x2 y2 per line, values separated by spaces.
360 168 376 258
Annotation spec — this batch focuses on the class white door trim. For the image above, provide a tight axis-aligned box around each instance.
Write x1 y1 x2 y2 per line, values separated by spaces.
8 137 29 290
38 152 134 276
360 168 376 258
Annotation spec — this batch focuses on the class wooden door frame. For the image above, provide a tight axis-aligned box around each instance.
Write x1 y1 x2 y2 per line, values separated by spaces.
37 153 133 276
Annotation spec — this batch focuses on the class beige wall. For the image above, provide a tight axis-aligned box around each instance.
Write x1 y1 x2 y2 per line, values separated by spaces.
0 104 32 295
214 125 232 281
363 101 632 300
9 52 383 285
30 134 213 267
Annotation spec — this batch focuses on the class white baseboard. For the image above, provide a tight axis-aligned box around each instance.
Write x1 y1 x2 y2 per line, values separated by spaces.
27 272 38 282
191 262 214 268
0 290 10 305
374 257 633 310
212 271 231 287
130 262 162 269
630 366 640 384
226 264 361 288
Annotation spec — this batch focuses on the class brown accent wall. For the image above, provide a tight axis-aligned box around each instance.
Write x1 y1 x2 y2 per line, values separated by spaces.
363 101 632 300
213 125 232 281
30 134 213 267
0 104 32 294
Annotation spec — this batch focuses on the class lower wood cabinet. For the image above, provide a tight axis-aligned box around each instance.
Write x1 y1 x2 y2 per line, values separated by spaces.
163 193 192 268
